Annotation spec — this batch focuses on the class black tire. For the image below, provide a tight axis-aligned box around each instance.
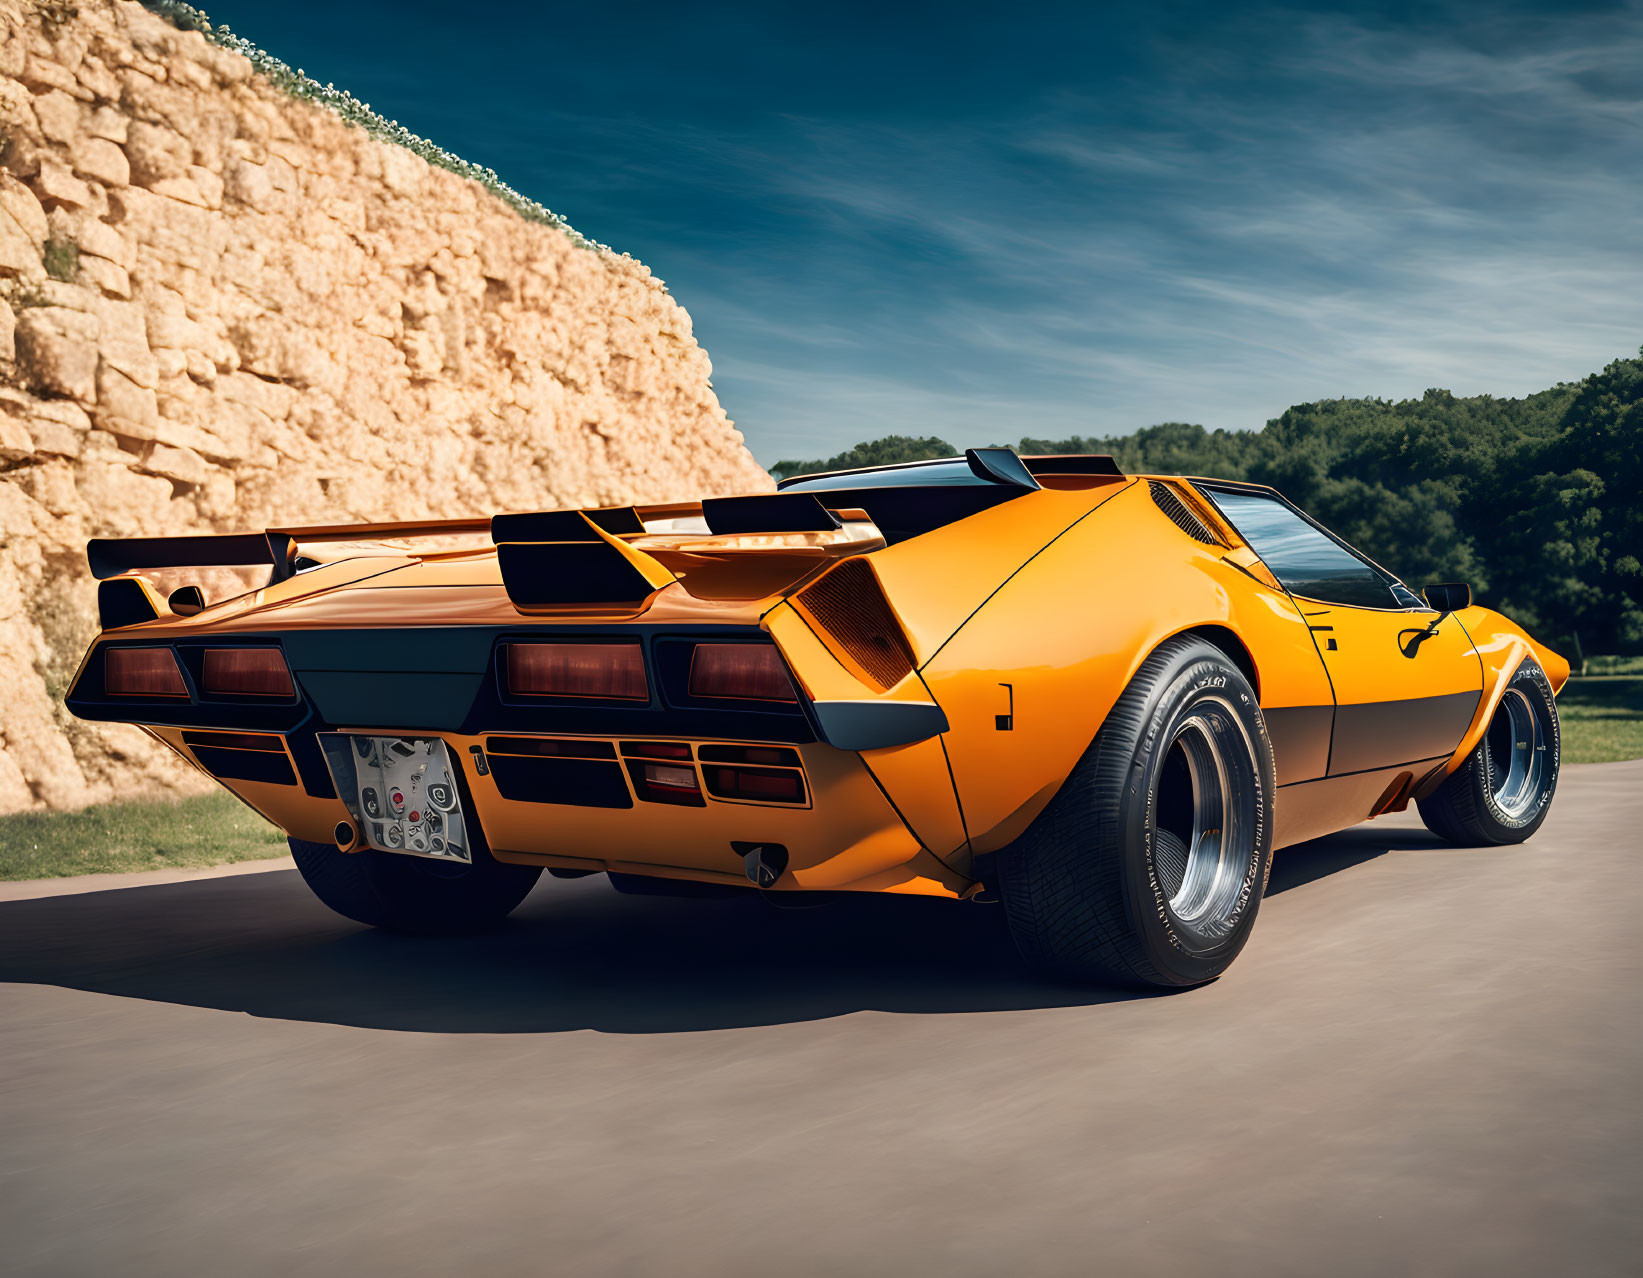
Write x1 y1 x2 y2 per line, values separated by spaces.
1417 658 1559 846
996 635 1275 988
289 835 541 935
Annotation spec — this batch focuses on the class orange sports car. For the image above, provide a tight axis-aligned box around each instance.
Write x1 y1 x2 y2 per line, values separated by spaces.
68 449 1566 986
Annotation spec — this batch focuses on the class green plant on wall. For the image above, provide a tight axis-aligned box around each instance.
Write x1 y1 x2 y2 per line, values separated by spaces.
41 235 79 283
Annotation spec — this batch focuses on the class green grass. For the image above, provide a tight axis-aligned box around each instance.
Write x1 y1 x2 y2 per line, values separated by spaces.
1557 676 1643 764
1583 654 1643 676
0 791 286 882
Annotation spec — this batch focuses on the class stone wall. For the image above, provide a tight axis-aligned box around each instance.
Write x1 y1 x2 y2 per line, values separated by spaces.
0 0 772 813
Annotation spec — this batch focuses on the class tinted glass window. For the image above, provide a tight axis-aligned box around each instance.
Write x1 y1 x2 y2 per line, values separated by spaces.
1202 489 1398 609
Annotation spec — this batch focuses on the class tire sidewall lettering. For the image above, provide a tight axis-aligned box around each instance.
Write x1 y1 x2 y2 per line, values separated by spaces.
1475 660 1559 831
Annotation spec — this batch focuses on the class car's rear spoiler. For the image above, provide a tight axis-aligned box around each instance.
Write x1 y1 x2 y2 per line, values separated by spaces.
89 448 1117 625
86 517 494 581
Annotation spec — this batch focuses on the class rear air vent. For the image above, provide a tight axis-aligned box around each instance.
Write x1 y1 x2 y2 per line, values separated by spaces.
182 730 297 786
1149 481 1222 545
795 558 916 691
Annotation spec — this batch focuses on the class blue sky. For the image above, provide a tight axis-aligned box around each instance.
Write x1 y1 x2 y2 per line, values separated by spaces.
204 0 1643 466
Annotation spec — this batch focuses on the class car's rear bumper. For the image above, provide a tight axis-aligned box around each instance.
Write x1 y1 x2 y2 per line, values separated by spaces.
144 723 974 898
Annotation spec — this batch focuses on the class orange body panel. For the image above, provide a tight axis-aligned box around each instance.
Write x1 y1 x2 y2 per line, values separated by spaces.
1411 607 1570 797
920 481 1337 853
867 477 1129 662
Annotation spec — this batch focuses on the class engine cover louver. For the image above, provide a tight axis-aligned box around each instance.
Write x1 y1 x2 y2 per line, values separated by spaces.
1149 481 1222 545
795 558 916 691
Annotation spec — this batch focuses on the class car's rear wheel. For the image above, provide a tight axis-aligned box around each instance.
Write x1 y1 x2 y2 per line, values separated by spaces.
1417 658 1560 846
289 835 541 934
995 635 1275 988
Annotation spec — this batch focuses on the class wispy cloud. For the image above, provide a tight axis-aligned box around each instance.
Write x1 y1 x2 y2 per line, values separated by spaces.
692 4 1643 459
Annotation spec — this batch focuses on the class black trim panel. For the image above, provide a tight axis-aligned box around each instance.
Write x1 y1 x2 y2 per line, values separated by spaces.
1019 454 1123 477
1262 704 1333 785
488 755 633 808
491 508 644 541
1328 690 1480 777
701 493 841 534
190 745 297 786
495 542 660 607
766 482 1024 545
296 671 485 731
812 699 948 751
97 578 160 629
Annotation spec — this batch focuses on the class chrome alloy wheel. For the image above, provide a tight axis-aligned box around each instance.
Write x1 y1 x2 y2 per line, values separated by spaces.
1151 698 1259 942
1485 687 1546 821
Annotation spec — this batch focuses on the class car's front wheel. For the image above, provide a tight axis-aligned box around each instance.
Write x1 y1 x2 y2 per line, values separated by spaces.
996 635 1275 988
1417 658 1560 846
289 835 541 934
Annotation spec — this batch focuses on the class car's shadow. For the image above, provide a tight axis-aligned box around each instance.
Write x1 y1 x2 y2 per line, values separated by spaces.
1265 821 1447 894
0 824 1444 1034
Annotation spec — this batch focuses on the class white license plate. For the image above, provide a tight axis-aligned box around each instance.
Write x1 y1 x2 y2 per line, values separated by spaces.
337 736 471 862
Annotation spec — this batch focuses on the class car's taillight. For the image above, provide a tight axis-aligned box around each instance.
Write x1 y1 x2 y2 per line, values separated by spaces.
201 648 294 697
631 761 704 806
105 647 188 697
703 766 807 804
619 742 705 806
688 644 796 702
507 643 648 700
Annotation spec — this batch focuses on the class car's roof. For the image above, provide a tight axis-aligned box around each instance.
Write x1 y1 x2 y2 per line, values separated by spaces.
777 452 1124 492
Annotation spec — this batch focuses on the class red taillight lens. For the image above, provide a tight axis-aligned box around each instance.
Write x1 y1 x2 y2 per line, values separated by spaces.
105 647 188 698
703 765 807 804
688 644 796 702
507 643 648 700
201 648 294 697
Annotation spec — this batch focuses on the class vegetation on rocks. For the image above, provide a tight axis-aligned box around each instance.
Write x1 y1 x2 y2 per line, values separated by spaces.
138 1 610 252
40 232 76 280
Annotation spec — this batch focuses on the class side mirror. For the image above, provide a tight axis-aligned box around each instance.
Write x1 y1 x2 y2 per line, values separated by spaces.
1423 582 1470 613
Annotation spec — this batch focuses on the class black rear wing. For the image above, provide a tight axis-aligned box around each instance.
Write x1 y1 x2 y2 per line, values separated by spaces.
88 532 290 582
87 518 495 630
86 517 495 581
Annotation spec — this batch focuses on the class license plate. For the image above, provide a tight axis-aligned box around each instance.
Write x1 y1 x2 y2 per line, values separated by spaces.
321 735 471 862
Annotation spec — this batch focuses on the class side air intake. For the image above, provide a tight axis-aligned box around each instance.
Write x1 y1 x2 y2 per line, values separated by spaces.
795 558 916 691
1149 481 1222 546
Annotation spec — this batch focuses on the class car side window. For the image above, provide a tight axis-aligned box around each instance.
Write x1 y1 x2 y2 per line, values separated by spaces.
1200 488 1400 609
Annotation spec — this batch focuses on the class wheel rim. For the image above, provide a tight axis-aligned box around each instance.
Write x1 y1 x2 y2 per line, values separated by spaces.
1485 688 1544 820
1153 701 1255 939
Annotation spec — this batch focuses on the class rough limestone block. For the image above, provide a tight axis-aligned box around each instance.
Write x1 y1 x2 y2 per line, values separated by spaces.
15 306 99 400
122 118 191 188
30 87 81 145
0 172 50 245
71 135 130 187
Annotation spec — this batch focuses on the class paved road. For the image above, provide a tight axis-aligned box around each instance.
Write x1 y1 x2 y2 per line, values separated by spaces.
2 762 1639 1277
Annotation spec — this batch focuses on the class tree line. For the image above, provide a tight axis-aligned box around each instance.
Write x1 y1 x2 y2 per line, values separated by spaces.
771 349 1643 659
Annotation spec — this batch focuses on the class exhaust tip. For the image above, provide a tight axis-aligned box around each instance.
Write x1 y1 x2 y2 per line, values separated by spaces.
734 841 789 888
334 820 359 853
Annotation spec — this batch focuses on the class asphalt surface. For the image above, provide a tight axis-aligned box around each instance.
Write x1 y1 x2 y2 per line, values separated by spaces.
2 761 1639 1278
